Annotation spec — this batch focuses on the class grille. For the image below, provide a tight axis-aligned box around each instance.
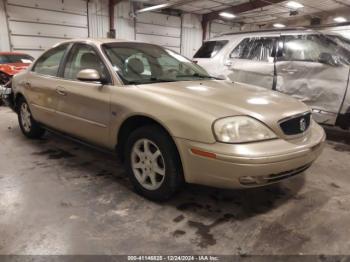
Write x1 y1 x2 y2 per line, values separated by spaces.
264 164 311 183
279 112 311 135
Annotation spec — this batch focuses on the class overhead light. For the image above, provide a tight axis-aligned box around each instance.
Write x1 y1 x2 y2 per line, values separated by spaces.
136 3 169 13
273 23 286 28
219 12 236 19
286 1 304 9
334 16 347 23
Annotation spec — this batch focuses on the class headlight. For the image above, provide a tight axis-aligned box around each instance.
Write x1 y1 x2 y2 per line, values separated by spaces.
213 116 277 143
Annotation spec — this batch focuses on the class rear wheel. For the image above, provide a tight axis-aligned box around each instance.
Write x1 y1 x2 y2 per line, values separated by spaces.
18 98 46 139
125 125 183 201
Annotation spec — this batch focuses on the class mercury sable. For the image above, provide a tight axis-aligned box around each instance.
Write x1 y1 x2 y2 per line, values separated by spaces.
4 39 325 200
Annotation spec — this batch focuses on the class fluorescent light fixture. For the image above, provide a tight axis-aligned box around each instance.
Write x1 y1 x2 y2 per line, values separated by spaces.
219 12 236 19
273 23 286 28
334 16 347 23
286 1 304 9
136 3 169 13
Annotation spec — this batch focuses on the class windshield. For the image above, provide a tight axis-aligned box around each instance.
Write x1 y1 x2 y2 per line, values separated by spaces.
0 54 34 64
193 40 228 58
102 43 214 85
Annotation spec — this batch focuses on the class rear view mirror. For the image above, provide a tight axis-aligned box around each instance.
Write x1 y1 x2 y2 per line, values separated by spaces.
318 52 339 66
77 69 105 83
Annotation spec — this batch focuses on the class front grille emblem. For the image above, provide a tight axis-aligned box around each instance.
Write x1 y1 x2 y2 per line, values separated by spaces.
300 118 306 132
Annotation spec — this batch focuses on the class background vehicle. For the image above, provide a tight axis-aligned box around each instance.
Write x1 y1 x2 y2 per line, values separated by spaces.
6 39 325 201
193 28 350 130
0 52 34 105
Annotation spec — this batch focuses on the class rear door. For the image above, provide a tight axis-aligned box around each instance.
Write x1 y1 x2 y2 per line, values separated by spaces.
54 43 112 147
225 34 280 89
26 44 70 128
275 33 350 125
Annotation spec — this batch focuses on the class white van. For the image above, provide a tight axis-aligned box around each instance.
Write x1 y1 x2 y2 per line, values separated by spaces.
193 28 350 129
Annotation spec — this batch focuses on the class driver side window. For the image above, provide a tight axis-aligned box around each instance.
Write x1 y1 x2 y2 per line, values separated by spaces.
280 35 343 63
63 44 110 83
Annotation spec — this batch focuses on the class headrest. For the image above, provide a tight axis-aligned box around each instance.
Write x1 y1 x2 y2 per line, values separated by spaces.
127 58 144 75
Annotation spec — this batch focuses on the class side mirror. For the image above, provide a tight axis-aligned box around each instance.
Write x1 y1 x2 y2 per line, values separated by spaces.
318 52 339 66
224 59 233 67
77 69 105 83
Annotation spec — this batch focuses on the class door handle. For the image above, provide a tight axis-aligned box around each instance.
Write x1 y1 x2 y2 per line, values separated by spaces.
24 82 31 89
281 68 298 74
56 87 67 96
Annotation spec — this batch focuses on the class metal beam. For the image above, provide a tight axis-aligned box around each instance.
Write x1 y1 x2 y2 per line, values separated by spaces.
202 0 286 22
135 0 198 14
108 0 123 38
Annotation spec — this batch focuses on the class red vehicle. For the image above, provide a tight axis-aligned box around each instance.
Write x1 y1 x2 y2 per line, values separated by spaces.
0 52 34 86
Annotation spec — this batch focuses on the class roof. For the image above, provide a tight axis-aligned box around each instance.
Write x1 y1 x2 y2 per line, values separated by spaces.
211 27 341 40
0 51 29 55
54 38 143 47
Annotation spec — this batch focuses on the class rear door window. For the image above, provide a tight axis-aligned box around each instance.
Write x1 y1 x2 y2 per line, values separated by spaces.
230 37 277 62
33 44 68 77
193 40 228 58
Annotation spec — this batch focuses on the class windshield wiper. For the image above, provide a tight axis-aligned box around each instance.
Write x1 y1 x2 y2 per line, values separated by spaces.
177 73 223 80
149 78 177 83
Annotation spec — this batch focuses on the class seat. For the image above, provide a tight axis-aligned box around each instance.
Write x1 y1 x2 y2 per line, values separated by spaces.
126 58 145 79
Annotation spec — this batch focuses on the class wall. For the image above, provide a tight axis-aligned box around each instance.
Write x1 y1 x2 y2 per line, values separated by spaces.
181 13 202 58
88 0 109 38
0 0 10 51
4 0 89 58
114 2 203 58
115 1 135 40
209 21 240 39
0 0 109 56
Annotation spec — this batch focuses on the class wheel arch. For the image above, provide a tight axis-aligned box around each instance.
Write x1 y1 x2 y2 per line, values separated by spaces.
14 92 25 112
116 115 182 165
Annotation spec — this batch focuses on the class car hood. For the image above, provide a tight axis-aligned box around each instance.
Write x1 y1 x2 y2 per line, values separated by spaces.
0 63 30 75
137 80 310 130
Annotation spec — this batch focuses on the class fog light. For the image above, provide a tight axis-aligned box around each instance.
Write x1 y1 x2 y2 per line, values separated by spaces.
239 176 257 185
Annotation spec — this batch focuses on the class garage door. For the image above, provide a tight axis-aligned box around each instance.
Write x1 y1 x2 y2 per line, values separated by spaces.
135 12 181 53
5 0 88 58
210 22 239 39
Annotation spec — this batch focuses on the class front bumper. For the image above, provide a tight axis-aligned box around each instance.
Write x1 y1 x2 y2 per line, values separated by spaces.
175 121 326 189
0 83 15 110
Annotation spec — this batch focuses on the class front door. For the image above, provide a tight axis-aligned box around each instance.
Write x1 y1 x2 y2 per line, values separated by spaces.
54 43 112 147
225 35 280 89
275 33 350 125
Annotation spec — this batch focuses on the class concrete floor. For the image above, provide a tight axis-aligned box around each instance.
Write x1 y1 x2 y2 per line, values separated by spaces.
0 106 350 255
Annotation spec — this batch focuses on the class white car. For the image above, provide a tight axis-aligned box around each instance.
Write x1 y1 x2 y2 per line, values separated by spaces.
193 28 350 130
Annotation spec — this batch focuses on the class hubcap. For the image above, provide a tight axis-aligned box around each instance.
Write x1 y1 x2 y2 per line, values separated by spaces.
20 103 31 133
131 139 166 191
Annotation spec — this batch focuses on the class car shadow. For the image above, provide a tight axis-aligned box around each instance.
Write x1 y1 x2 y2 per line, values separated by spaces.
23 128 305 218
323 126 350 152
6 124 308 250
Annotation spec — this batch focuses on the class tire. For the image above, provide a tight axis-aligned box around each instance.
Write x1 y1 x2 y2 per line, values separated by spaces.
125 125 184 201
17 97 46 139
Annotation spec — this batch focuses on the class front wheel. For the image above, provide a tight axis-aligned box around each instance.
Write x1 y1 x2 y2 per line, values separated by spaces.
125 125 184 201
18 98 46 139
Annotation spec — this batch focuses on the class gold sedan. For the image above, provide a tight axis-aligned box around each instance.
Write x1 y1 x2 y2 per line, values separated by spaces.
8 39 325 200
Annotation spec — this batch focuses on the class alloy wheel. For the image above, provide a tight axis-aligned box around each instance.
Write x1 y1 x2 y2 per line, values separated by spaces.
131 138 166 191
20 103 32 133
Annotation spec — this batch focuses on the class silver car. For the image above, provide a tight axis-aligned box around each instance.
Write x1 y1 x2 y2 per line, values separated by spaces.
193 28 350 130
